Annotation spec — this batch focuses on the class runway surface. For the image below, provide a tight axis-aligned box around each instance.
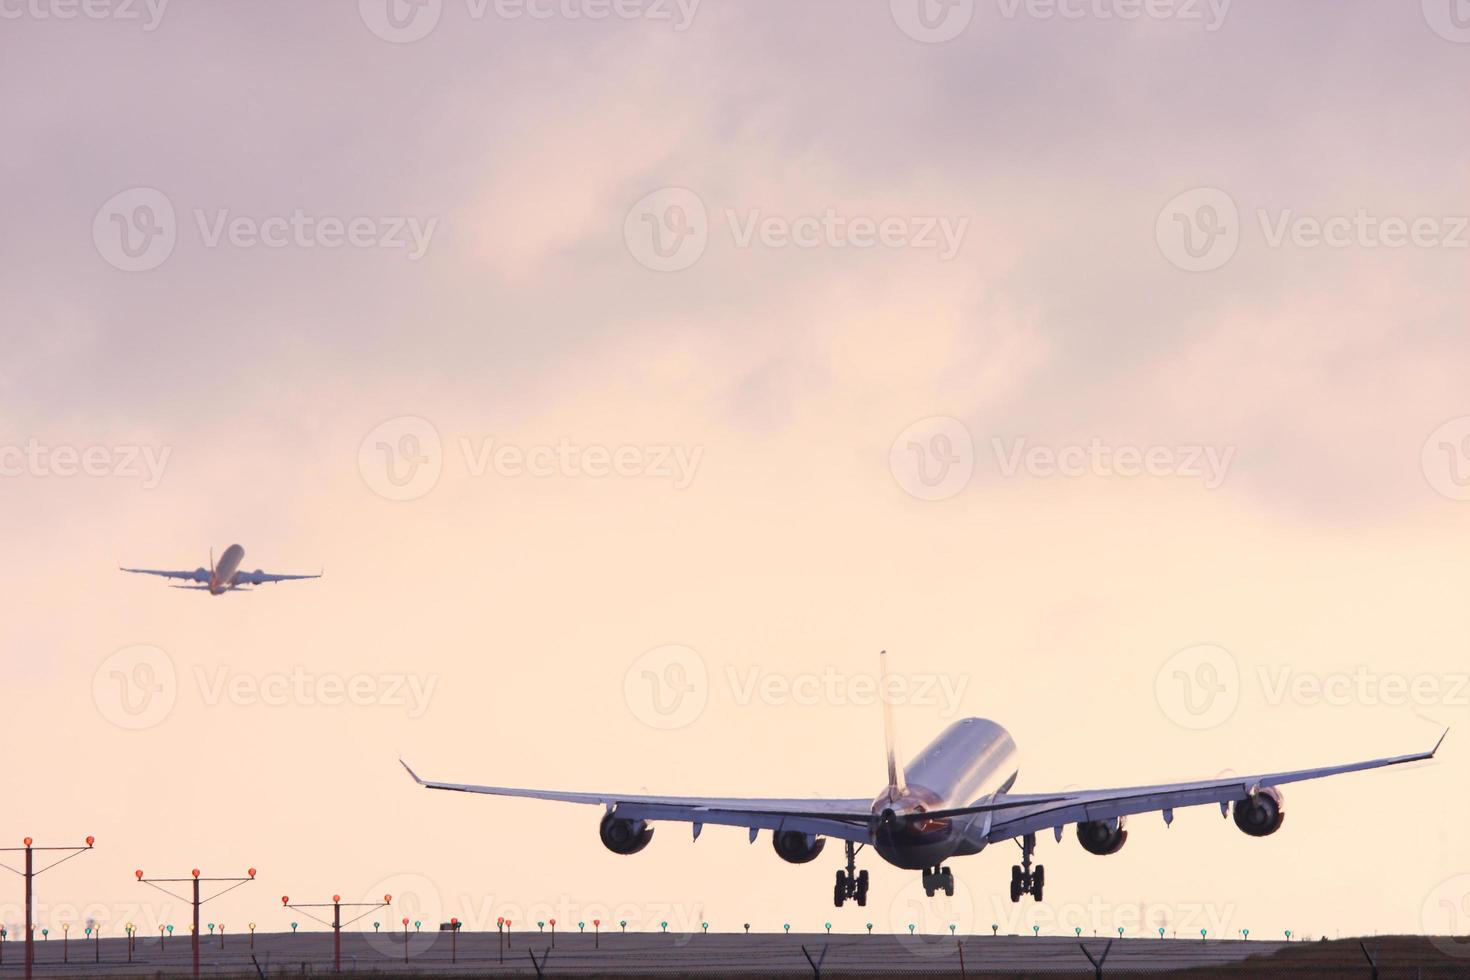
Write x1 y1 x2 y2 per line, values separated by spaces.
0 930 1284 975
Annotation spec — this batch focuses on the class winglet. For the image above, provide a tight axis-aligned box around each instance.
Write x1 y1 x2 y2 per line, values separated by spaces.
1431 728 1450 758
400 759 425 785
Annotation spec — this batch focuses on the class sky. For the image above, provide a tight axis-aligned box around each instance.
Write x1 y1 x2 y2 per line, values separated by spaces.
2 0 1469 954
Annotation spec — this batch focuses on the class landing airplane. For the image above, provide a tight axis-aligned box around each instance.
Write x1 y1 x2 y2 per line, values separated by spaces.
402 652 1445 908
120 543 321 595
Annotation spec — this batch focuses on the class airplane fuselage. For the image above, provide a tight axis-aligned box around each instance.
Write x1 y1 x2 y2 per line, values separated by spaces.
211 543 246 594
870 717 1018 870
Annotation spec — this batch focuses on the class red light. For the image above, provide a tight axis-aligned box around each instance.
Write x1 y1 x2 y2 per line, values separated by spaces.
135 870 143 880
191 869 200 878
85 836 95 847
450 918 458 925
281 897 289 906
550 918 556 926
248 868 256 879
594 919 601 926
401 918 409 926
497 917 504 926
384 894 392 904
23 838 32 847
333 895 341 904
506 920 513 927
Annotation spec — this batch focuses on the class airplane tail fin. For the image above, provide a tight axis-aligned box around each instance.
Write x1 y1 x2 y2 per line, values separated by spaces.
209 547 216 577
880 650 907 803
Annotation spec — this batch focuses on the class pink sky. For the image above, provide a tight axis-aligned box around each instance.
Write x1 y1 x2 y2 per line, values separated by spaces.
2 0 1469 947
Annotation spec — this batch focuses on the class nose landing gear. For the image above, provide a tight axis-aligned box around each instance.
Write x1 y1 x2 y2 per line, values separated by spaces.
1009 832 1044 902
921 865 955 898
833 841 870 907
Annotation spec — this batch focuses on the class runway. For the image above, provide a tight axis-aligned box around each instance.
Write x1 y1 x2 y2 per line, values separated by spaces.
0 930 1285 975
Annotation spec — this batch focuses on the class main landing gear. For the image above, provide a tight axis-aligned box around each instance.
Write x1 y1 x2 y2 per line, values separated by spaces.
1009 832 1044 902
834 841 870 907
922 865 955 898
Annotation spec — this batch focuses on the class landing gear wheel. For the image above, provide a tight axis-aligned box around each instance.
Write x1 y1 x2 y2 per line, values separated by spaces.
834 841 869 907
1009 833 1046 902
922 865 955 899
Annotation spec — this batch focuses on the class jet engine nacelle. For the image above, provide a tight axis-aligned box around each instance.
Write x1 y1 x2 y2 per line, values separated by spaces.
772 830 826 864
194 567 209 579
1233 787 1285 837
1076 817 1128 856
600 813 654 855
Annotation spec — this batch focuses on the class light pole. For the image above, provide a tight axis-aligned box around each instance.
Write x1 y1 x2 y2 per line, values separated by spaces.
0 835 95 980
135 867 256 980
282 892 391 973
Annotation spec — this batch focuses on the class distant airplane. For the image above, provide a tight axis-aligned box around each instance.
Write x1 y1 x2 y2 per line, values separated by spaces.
120 543 321 595
403 651 1446 908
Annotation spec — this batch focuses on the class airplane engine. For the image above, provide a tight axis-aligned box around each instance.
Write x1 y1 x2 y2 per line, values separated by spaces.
1076 817 1128 856
194 567 209 579
250 568 265 582
600 813 654 855
1232 787 1285 837
772 830 826 864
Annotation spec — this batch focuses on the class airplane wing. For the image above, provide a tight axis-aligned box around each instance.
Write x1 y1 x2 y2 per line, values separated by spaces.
119 566 209 583
981 731 1447 844
399 761 1057 844
232 570 322 585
